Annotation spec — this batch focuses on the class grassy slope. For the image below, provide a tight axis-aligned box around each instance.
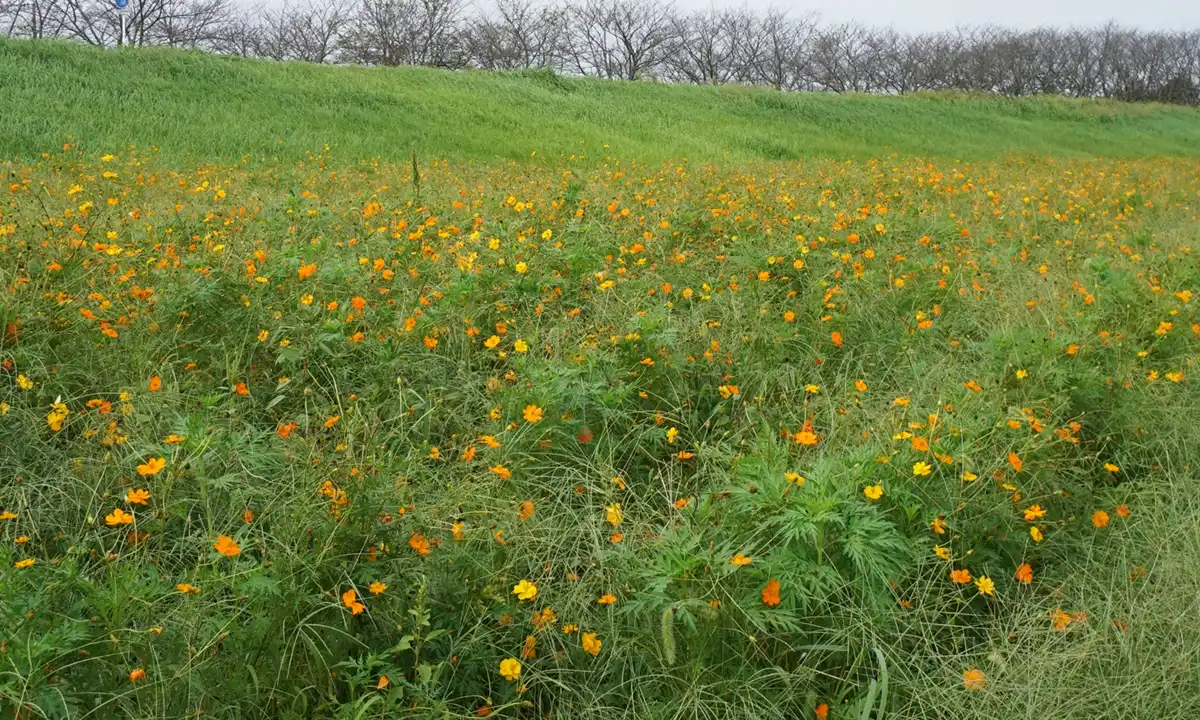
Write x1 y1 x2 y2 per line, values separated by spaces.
3 38 1200 164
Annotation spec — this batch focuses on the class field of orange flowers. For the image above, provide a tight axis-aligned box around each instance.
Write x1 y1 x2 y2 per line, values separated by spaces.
1 147 1197 719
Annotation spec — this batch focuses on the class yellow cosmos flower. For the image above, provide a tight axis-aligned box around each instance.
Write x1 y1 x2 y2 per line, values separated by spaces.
512 579 538 601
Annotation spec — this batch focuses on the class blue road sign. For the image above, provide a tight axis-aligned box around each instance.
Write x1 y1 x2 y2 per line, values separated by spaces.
114 0 129 8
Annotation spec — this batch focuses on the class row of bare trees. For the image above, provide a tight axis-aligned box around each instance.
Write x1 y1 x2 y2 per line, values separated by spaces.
4 0 1199 104
0 0 231 46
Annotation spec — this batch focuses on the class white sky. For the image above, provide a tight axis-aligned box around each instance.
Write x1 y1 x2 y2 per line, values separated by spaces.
672 0 1200 31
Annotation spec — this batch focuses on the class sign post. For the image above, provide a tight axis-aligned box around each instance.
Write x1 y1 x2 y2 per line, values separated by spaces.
113 0 129 47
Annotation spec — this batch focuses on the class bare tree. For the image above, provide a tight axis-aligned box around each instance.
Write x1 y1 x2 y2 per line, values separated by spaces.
664 6 761 85
810 22 875 92
1 0 68 38
5 0 1199 106
746 8 816 91
341 0 466 67
252 1 344 62
464 0 565 71
152 0 233 47
48 0 232 47
564 0 675 80
210 5 259 56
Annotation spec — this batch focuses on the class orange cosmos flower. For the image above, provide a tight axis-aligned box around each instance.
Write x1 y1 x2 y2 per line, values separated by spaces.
730 553 753 567
105 508 134 526
830 331 843 347
794 418 820 446
136 457 166 476
962 668 985 691
762 578 781 607
518 500 535 521
125 488 150 505
1092 510 1110 528
581 632 602 656
521 634 537 659
213 535 240 557
597 594 616 605
1015 563 1033 584
148 376 162 392
129 668 146 682
490 464 512 479
409 532 431 555
342 588 365 615
522 404 543 422
1008 453 1023 472
949 568 971 584
794 428 819 446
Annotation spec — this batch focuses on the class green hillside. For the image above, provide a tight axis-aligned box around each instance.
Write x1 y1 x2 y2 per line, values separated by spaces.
2 38 1200 164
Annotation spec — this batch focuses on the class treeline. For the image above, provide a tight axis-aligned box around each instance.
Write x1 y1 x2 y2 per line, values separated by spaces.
4 0 1199 104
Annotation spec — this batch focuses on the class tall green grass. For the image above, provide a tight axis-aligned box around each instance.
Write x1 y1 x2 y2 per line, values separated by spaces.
2 38 1200 165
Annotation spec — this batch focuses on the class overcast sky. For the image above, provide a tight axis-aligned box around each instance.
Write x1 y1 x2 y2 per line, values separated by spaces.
671 0 1200 31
